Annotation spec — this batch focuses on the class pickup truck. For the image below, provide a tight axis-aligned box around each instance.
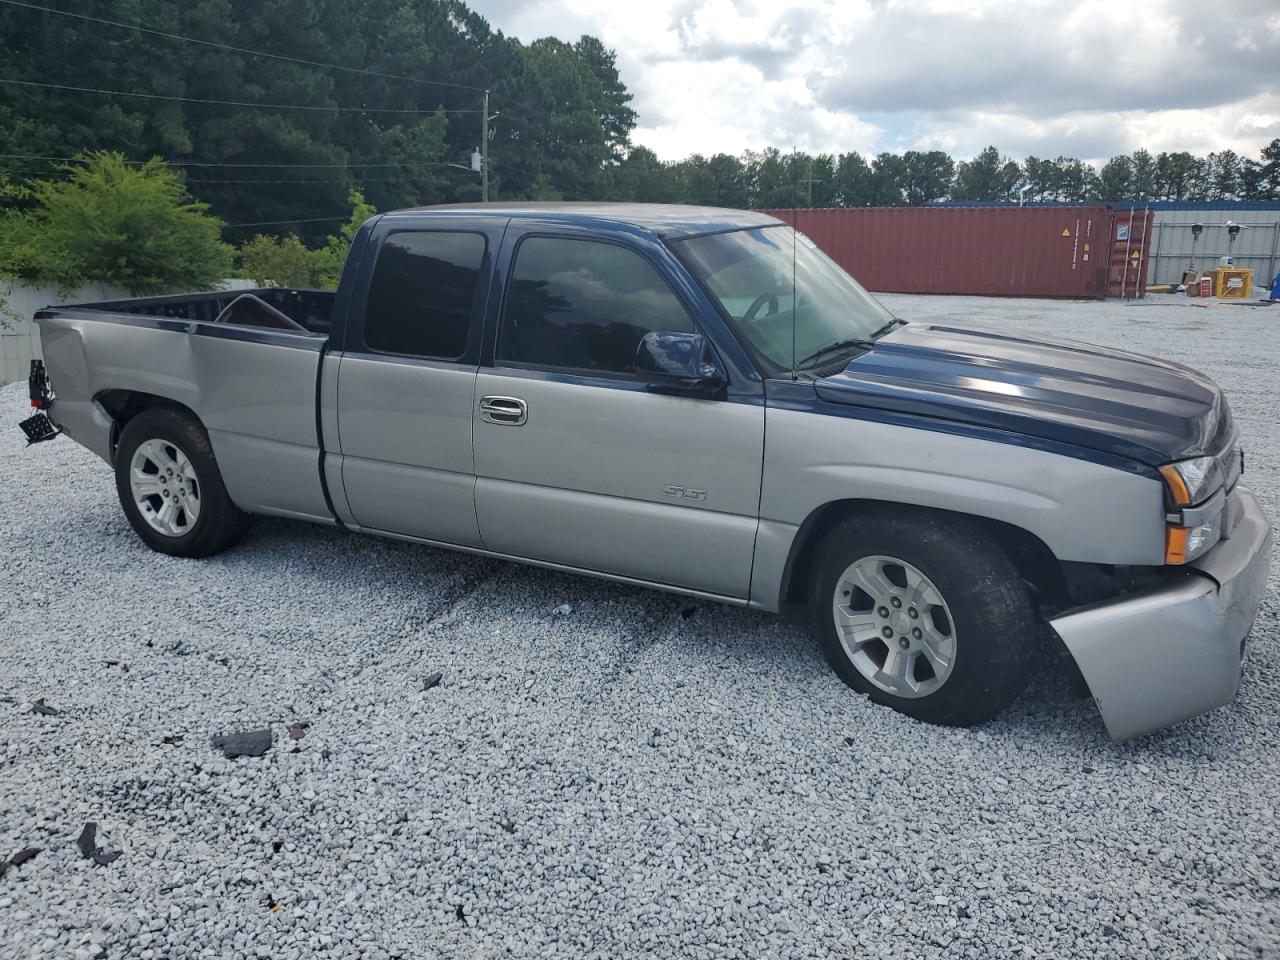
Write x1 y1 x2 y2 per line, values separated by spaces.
22 202 1272 742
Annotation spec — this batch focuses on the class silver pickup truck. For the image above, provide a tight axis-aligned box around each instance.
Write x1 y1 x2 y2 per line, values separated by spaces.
22 203 1271 741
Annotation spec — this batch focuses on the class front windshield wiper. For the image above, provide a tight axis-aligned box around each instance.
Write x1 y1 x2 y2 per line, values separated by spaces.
796 338 874 367
869 317 904 338
795 319 904 368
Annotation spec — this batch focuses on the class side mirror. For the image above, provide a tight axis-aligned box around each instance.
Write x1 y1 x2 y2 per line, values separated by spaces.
635 331 726 397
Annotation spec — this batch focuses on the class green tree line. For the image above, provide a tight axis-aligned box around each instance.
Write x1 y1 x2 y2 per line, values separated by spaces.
604 141 1280 210
0 0 635 244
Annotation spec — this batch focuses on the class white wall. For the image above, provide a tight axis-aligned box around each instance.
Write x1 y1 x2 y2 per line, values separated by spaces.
0 279 255 386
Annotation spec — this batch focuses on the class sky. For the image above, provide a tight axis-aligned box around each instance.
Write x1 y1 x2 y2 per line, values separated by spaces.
468 0 1280 164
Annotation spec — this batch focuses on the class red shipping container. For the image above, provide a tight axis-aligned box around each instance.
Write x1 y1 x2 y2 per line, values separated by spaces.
762 206 1152 299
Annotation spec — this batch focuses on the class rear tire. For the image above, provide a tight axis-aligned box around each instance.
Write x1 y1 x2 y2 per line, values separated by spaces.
113 407 249 558
808 509 1033 727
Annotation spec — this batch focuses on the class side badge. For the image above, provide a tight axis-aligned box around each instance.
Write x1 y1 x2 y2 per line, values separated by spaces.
662 485 707 502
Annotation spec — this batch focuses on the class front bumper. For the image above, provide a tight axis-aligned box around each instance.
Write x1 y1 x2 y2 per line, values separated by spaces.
1050 486 1273 742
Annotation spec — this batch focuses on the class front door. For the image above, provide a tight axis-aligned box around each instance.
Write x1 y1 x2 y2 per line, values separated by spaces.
337 218 501 547
472 231 764 598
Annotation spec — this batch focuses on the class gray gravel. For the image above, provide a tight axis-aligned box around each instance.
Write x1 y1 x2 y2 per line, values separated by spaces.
2 293 1278 959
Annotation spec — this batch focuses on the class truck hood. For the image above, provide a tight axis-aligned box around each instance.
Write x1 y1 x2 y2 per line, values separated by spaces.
814 322 1232 467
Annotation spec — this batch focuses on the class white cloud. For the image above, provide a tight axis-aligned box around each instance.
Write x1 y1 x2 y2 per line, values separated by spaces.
468 0 1280 162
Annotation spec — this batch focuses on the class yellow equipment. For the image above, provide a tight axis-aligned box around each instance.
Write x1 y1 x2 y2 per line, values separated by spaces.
1213 267 1253 299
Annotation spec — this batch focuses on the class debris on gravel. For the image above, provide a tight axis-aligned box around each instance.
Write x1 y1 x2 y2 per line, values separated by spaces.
421 670 444 692
209 728 273 758
29 698 59 716
1 293 1277 959
0 847 41 878
74 823 121 867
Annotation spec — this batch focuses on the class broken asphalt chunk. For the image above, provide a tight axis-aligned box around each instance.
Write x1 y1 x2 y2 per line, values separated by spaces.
211 729 273 758
0 847 41 878
76 823 122 867
421 671 443 692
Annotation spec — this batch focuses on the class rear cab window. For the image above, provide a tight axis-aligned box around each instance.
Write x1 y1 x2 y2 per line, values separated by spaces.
497 236 695 378
363 231 487 359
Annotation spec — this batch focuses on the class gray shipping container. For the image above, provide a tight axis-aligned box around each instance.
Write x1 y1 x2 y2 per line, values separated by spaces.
1127 203 1280 288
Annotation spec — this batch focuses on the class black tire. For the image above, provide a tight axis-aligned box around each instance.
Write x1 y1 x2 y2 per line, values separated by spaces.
113 406 250 558
808 508 1033 727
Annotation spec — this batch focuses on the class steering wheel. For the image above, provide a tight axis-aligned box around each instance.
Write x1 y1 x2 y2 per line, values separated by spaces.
742 292 779 325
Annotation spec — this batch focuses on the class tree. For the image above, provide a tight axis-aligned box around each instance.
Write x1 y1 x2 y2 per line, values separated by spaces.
833 152 874 206
1153 152 1200 200
0 152 232 292
311 189 377 288
899 150 954 204
1098 156 1134 200
704 153 752 208
0 0 637 234
600 147 679 203
1021 156 1051 200
1130 149 1156 201
237 188 374 288
572 35 637 164
1239 159 1265 200
238 234 315 288
1208 151 1240 199
1261 138 1280 200
953 146 1001 201
868 153 906 205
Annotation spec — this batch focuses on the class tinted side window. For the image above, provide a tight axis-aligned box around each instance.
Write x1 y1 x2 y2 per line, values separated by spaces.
364 231 486 359
497 237 694 376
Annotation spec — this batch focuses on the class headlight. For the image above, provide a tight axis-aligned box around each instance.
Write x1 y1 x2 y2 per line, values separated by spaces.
1158 456 1222 507
1164 509 1222 564
1159 457 1227 564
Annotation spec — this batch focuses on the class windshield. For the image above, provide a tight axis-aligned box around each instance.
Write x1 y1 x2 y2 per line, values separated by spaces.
674 225 896 373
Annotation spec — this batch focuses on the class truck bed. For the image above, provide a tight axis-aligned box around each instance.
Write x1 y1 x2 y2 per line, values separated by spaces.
62 287 335 335
34 288 337 526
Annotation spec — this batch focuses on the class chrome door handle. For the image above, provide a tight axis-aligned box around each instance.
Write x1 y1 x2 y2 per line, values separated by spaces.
479 395 528 426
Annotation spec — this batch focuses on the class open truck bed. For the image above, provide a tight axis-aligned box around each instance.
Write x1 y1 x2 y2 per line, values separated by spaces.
33 287 339 525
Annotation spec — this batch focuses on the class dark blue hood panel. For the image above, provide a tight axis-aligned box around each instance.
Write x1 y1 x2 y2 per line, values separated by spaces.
815 323 1231 467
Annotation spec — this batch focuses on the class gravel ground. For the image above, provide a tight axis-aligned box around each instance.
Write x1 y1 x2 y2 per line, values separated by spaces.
1 293 1278 960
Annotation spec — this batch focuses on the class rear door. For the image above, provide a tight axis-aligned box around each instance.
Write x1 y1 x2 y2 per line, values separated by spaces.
472 226 765 598
335 215 504 546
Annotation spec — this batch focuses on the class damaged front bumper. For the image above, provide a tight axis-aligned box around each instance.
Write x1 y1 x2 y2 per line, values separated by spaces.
1051 486 1273 742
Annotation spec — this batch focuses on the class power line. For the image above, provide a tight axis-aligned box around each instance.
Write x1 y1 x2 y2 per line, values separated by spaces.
0 78 479 114
0 0 486 93
188 174 462 185
0 152 466 169
229 216 351 228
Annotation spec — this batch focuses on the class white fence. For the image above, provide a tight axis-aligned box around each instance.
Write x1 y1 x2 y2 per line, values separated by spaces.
0 279 254 386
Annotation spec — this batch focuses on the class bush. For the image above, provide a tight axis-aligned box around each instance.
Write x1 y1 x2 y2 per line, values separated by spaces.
0 152 233 293
237 234 315 288
310 190 376 289
235 189 375 290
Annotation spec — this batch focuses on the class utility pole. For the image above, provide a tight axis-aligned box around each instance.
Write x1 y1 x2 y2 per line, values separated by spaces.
481 89 489 203
798 177 821 207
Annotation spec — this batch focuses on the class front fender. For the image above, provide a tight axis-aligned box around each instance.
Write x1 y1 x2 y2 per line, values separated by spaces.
748 406 1166 611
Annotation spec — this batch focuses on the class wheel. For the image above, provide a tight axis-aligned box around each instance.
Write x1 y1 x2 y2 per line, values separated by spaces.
113 407 250 558
808 509 1033 727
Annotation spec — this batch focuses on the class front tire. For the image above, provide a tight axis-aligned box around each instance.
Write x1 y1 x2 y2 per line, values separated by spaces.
808 509 1033 727
113 407 249 558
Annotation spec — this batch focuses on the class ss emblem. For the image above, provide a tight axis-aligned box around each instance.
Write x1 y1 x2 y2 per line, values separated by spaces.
662 484 707 502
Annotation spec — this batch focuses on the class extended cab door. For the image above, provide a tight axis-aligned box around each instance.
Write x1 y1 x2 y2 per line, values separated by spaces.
334 215 504 547
472 225 765 598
